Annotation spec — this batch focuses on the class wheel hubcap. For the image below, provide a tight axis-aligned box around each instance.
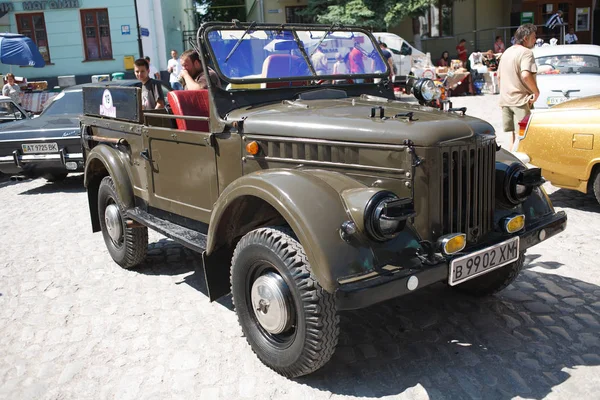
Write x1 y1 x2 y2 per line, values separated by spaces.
251 272 292 334
104 203 123 243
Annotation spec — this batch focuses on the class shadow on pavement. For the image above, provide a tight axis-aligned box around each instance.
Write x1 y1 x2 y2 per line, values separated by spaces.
134 238 234 311
299 270 600 399
18 175 85 195
549 189 600 213
129 239 599 398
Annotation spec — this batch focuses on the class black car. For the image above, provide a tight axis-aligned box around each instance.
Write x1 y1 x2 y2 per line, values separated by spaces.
0 80 171 182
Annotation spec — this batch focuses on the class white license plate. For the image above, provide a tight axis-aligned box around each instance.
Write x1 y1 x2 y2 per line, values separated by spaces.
448 237 520 286
21 142 59 153
547 96 578 106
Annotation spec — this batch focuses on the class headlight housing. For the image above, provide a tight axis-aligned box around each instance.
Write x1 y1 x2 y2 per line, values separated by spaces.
413 78 441 103
498 163 544 206
364 191 416 241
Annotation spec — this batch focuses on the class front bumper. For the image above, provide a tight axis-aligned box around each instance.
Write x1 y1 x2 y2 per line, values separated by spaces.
336 210 567 310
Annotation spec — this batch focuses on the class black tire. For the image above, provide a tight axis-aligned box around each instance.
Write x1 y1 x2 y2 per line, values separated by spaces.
592 170 600 205
231 227 339 378
43 172 67 182
453 252 525 297
98 176 147 268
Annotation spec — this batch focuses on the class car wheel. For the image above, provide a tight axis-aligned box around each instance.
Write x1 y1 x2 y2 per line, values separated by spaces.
98 176 147 268
592 170 600 205
43 172 67 182
453 252 525 297
231 226 339 378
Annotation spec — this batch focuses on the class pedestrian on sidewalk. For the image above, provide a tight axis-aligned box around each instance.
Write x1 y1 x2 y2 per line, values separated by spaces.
2 73 20 105
167 49 183 90
456 39 468 68
498 23 539 151
545 10 564 40
134 58 165 110
145 56 160 80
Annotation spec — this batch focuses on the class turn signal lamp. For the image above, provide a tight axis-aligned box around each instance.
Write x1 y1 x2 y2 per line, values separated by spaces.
438 233 466 255
518 114 531 139
246 141 259 155
504 214 525 234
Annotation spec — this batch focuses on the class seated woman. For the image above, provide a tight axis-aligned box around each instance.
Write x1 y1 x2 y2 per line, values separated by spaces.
437 51 450 67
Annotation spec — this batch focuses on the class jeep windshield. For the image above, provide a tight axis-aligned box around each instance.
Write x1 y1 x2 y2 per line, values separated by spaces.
205 25 389 85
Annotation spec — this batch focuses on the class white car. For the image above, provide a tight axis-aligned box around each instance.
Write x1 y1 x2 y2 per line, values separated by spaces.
533 44 600 109
372 32 432 79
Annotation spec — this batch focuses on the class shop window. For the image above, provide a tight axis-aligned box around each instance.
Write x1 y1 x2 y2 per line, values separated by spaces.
419 0 453 38
80 9 113 61
285 6 312 23
16 13 51 64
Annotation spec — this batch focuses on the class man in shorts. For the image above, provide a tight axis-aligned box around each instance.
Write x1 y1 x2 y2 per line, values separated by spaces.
498 23 539 151
134 58 165 110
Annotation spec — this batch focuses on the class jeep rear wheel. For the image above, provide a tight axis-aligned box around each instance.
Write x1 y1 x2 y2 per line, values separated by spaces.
98 176 148 269
231 227 339 378
453 251 525 296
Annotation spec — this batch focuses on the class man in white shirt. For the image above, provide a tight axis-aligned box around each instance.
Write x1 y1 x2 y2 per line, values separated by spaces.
565 27 578 44
145 56 160 80
167 49 183 90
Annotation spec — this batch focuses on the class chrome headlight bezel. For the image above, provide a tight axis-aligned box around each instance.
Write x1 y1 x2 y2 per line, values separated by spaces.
413 78 441 103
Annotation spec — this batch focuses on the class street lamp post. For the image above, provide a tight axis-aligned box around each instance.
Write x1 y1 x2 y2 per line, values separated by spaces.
133 0 144 58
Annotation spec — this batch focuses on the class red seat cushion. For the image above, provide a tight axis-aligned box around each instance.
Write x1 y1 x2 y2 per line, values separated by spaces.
167 90 210 132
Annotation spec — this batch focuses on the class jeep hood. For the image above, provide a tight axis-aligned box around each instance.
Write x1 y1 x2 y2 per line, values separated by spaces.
231 97 495 147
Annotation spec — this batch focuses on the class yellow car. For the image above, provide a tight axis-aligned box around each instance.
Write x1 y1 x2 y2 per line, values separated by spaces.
516 95 600 203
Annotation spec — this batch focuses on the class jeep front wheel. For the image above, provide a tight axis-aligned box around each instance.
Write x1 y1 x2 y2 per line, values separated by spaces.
453 251 525 296
592 169 600 205
231 227 339 377
98 176 148 268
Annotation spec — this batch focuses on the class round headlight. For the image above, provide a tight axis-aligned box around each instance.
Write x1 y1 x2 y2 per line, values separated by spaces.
413 78 441 103
502 163 532 205
364 191 402 241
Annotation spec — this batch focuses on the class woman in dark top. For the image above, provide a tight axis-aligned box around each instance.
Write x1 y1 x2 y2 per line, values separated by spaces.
438 51 450 67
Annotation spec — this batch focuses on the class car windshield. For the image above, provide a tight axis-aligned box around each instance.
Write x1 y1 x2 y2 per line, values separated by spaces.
206 27 388 83
41 90 83 116
536 54 600 75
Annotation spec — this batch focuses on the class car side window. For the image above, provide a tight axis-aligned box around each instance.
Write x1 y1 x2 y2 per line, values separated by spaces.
0 101 24 121
400 42 412 56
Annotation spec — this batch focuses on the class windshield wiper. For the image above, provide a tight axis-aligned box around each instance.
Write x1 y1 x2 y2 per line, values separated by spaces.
225 21 256 62
309 24 336 58
288 28 317 76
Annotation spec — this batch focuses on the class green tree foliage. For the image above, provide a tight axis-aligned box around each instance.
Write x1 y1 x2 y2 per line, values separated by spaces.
303 0 436 29
195 0 246 25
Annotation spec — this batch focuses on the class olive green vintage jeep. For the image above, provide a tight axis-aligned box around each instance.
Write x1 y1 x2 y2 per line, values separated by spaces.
81 22 567 377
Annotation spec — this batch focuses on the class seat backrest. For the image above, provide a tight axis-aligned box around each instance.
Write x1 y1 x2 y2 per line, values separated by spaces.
167 90 210 132
261 55 309 88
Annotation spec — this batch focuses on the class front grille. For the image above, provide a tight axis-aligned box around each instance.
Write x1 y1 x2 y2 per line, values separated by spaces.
440 139 496 243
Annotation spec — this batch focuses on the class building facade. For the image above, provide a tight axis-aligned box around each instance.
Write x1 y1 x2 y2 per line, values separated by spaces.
245 0 598 61
0 0 193 82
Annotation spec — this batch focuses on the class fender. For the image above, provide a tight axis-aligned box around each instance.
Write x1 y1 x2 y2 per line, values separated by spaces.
206 169 421 293
84 144 135 232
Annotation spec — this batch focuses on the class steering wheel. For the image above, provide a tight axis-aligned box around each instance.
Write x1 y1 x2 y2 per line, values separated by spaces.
316 78 355 85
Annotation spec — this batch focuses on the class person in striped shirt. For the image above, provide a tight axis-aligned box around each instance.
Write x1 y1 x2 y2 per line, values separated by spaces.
545 10 564 38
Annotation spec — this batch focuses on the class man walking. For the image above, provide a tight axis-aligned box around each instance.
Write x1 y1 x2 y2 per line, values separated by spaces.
134 58 165 110
545 10 564 39
167 49 183 90
179 49 221 90
498 23 539 151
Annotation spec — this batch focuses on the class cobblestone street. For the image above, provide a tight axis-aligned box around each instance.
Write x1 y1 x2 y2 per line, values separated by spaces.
1 94 600 399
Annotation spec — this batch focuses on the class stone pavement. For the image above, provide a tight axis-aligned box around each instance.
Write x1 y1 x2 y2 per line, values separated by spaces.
1 94 600 400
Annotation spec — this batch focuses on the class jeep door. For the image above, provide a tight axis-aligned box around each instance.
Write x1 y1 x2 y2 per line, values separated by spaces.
143 124 217 224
